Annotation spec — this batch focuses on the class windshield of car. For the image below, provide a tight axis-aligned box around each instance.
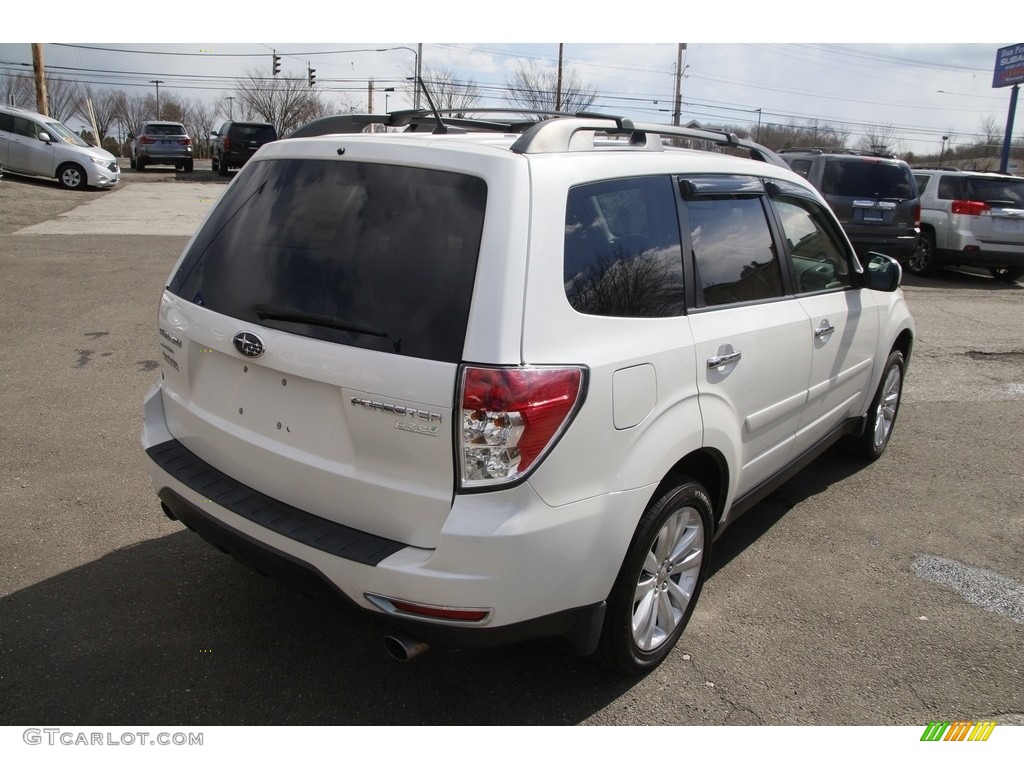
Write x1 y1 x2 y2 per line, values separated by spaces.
43 120 91 147
822 160 916 199
169 158 487 363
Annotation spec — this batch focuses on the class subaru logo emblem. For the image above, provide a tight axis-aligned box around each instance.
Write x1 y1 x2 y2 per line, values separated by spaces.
233 331 265 358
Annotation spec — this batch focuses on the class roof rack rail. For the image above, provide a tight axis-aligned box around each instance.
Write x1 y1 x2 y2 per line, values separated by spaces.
508 115 787 166
288 108 576 139
910 165 960 171
286 110 786 167
779 146 897 159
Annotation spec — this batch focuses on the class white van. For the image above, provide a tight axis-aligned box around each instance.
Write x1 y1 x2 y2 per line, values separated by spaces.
0 104 120 190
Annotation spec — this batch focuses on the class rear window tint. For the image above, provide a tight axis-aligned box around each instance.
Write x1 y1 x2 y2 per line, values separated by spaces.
964 177 1024 206
231 124 277 142
822 160 915 199
170 158 487 363
144 124 187 136
563 176 685 318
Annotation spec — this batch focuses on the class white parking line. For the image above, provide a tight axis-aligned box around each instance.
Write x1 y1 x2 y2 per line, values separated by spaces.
14 182 224 237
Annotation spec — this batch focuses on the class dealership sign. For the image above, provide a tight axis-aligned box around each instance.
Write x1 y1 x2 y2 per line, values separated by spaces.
993 43 1024 88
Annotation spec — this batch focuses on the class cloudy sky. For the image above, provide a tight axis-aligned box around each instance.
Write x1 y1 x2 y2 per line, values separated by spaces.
2 7 1018 156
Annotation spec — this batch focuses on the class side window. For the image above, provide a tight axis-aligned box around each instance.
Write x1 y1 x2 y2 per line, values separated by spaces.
12 117 38 139
0 112 13 132
937 176 959 200
913 174 931 194
772 195 853 293
787 158 812 179
685 194 783 307
563 176 685 318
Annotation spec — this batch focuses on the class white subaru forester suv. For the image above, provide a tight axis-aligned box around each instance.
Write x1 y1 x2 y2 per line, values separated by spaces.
142 112 914 674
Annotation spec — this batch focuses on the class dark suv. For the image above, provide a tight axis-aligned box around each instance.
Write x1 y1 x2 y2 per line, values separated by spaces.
780 148 920 261
211 121 277 176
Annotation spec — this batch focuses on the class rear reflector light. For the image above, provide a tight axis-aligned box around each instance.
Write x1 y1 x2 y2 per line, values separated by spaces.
459 365 585 489
366 594 491 623
952 200 990 216
389 600 490 623
139 136 156 144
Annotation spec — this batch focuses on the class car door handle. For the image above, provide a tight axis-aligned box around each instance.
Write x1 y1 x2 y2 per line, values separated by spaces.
707 351 742 369
814 322 836 339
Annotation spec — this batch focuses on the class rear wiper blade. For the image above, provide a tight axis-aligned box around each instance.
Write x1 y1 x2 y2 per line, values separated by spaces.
252 303 388 337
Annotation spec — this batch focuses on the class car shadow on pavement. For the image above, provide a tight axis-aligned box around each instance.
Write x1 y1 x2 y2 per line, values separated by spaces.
0 530 637 726
707 448 866 579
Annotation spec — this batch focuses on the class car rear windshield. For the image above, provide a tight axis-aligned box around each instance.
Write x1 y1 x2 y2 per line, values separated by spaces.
231 124 276 142
964 177 1024 206
145 124 186 136
169 158 487 363
822 159 916 199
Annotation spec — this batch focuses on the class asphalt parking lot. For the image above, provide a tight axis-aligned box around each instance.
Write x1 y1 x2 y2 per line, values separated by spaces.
1 168 1022 727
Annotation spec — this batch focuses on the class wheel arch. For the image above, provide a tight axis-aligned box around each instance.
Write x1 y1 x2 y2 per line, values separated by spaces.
656 448 729 536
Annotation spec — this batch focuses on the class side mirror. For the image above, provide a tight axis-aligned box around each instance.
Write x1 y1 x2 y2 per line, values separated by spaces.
863 252 903 292
37 131 52 143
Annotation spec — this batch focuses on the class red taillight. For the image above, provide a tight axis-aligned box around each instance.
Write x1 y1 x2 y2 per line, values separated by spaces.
913 204 921 227
459 365 585 488
139 136 156 144
952 200 990 216
177 137 192 146
222 137 231 150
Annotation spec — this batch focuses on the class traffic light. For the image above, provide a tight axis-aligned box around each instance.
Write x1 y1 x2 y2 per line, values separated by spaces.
307 64 316 87
272 51 281 76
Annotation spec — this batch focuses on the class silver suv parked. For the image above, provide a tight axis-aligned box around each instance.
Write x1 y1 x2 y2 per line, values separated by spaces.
130 121 193 172
909 168 1024 282
141 113 914 673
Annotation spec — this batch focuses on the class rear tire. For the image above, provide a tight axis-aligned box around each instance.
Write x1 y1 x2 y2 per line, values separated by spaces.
218 153 229 177
137 157 146 172
595 477 713 675
989 266 1024 283
905 231 937 276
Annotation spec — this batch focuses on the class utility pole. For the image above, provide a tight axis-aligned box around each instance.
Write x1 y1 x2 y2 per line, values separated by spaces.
555 43 564 112
672 43 687 127
149 80 164 120
32 43 48 116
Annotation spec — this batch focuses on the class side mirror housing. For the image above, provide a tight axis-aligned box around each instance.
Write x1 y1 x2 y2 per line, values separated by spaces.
863 252 903 292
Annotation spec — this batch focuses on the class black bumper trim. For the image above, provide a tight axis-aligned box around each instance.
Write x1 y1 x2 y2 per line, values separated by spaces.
156 484 606 654
146 439 405 566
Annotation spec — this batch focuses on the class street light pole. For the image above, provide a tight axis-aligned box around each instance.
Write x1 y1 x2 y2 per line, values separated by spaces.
380 46 420 109
225 96 235 119
939 135 949 166
149 79 164 120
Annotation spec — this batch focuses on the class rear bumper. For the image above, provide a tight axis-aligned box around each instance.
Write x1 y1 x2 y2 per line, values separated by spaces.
141 384 641 654
934 244 1024 268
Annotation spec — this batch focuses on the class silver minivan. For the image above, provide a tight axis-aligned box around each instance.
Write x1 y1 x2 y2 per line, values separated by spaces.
0 104 120 190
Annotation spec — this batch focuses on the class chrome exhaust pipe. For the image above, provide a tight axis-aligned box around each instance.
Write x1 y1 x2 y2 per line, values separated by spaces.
383 632 430 661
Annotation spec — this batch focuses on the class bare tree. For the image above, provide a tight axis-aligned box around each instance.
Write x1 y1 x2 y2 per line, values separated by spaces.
505 60 597 115
79 86 121 144
412 66 482 114
45 77 82 123
232 68 329 137
858 123 902 156
979 114 1002 151
184 97 219 159
0 73 33 107
114 91 153 135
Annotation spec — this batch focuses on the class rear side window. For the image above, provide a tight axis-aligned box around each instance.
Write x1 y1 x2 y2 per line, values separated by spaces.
822 160 915 199
685 190 783 307
170 158 487 363
563 176 685 318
